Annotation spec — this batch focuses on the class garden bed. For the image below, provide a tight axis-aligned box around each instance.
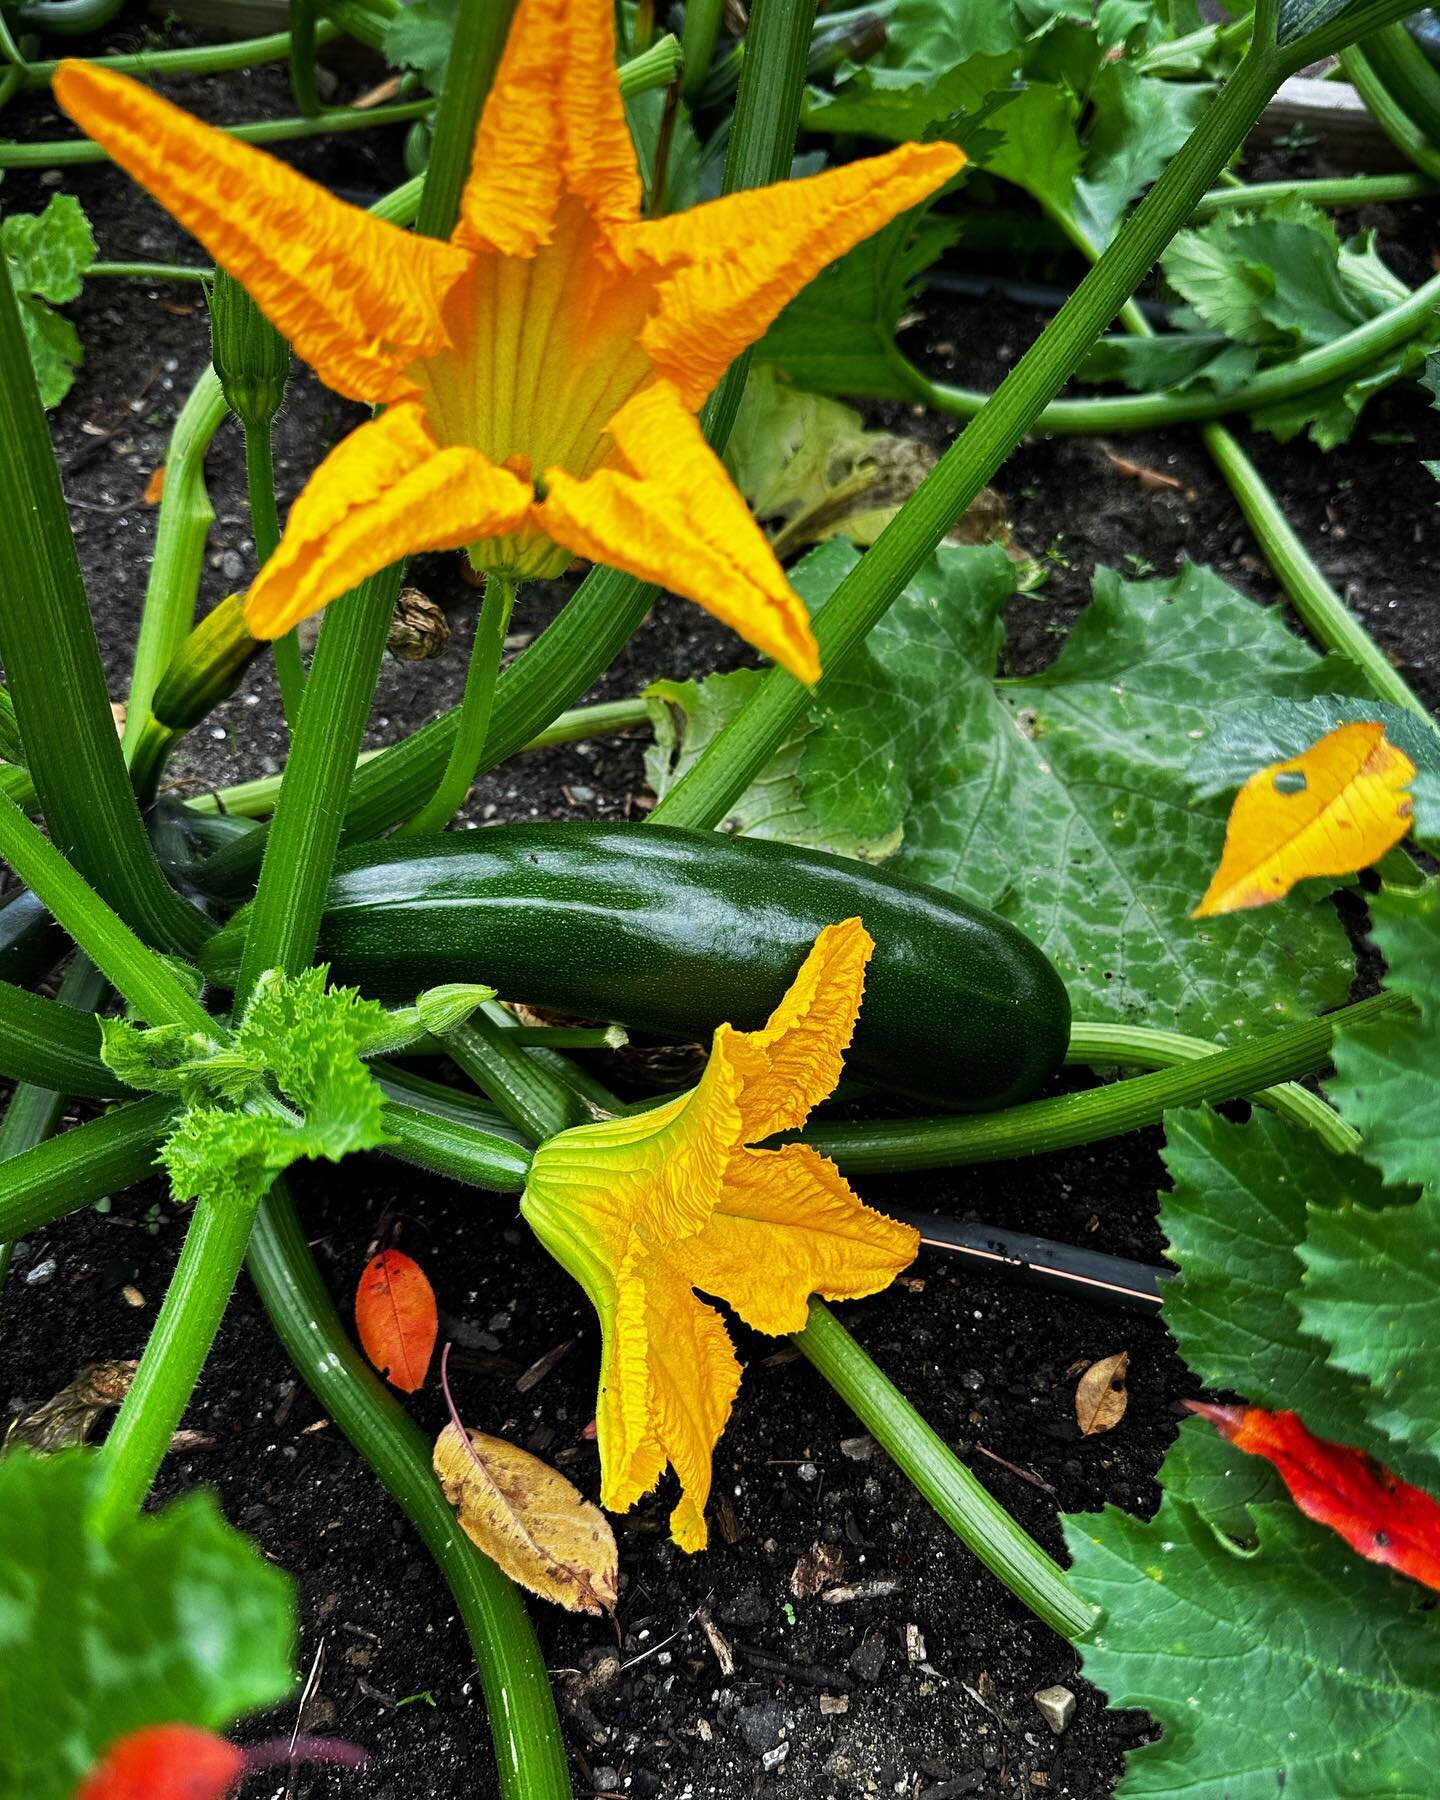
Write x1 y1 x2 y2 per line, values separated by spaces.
2 33 1437 1800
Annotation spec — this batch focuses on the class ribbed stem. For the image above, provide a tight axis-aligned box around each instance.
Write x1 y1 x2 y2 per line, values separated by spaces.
1342 44 1440 180
443 1008 591 1142
0 1094 176 1245
243 424 305 730
413 0 518 240
804 993 1402 1173
1191 170 1437 213
648 49 1288 831
20 22 340 85
796 1300 1091 1639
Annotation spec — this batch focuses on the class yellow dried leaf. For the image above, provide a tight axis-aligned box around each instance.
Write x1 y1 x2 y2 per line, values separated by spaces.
1193 722 1415 918
433 1421 617 1614
1076 1351 1129 1437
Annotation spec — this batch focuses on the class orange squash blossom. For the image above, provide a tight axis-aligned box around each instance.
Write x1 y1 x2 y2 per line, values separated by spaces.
54 3 964 683
521 918 919 1550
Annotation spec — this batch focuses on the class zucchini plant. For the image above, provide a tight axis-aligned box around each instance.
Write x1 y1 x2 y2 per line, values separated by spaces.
0 0 1436 1792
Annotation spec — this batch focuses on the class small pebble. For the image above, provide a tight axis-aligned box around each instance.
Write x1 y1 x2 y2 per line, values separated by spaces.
797 1461 819 1483
590 1767 620 1792
23 1258 56 1287
840 1435 875 1461
818 1693 849 1716
220 550 246 582
121 1284 145 1308
1034 1685 1076 1735
761 1744 789 1772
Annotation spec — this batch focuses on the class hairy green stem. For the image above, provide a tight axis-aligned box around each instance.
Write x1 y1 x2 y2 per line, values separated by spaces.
19 22 341 85
805 993 1402 1173
1356 21 1440 148
1066 1019 1358 1152
413 0 517 239
1192 170 1438 213
1342 44 1440 182
796 1300 1090 1639
0 1094 177 1245
443 1007 591 1142
403 573 517 835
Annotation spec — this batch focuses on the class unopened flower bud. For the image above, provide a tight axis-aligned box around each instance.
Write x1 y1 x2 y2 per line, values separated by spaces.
209 269 290 429
150 595 261 731
387 587 451 661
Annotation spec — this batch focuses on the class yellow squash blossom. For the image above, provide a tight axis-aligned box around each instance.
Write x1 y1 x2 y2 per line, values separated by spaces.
54 2 963 684
521 918 918 1550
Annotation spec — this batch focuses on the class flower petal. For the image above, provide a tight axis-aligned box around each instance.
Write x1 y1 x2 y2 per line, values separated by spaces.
595 1236 669 1515
607 1242 740 1551
631 141 964 406
457 0 640 259
243 405 533 638
54 62 469 406
539 381 820 684
685 1143 919 1335
721 917 874 1142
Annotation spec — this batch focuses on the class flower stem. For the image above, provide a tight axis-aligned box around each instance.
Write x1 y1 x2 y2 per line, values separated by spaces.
402 573 517 835
247 1182 571 1800
1066 1019 1359 1152
242 422 305 732
88 260 212 283
804 992 1402 1174
18 22 340 85
796 1299 1091 1639
1190 170 1437 214
680 0 726 100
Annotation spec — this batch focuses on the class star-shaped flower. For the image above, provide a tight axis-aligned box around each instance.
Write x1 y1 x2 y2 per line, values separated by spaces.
56 2 963 682
520 918 918 1550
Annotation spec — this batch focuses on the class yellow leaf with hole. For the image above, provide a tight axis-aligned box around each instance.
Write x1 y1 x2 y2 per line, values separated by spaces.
1193 722 1415 918
433 1421 618 1614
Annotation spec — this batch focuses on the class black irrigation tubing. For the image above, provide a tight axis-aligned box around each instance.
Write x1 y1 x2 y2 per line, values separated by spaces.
893 1208 1166 1315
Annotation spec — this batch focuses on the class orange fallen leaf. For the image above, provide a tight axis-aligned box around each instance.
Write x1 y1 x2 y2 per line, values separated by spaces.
1075 1351 1129 1436
1194 721 1415 917
1187 1402 1440 1591
434 1420 618 1613
354 1249 437 1392
142 464 166 505
78 1725 244 1800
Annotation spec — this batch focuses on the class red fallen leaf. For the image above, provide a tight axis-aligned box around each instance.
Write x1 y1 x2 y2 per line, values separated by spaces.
355 1248 437 1392
1187 1401 1440 1591
77 1725 244 1799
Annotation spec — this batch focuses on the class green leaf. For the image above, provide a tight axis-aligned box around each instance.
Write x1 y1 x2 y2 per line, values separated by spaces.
1072 62 1213 248
0 1449 294 1799
809 554 1357 1037
382 0 456 89
235 965 391 1159
2 194 96 410
1160 1105 1427 1481
1085 201 1431 448
1328 880 1440 1194
1155 1414 1284 1539
2 193 96 304
757 206 959 399
1298 1188 1440 1474
1188 693 1440 799
99 1016 260 1104
1062 1491 1440 1797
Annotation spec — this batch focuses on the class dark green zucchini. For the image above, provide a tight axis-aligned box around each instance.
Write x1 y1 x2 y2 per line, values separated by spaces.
202 823 1070 1110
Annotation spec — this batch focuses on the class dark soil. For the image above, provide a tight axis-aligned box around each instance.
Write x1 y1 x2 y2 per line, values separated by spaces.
2 30 1437 1800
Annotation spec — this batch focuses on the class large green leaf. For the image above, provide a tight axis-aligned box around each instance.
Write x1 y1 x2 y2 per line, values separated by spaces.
1298 1189 1440 1475
1328 880 1440 1194
805 550 1357 1037
2 193 96 408
0 1450 295 1797
1188 693 1440 797
1160 1105 1428 1482
1062 1487 1440 1797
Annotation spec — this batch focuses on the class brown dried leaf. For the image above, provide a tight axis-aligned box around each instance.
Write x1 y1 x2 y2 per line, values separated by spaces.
790 1540 845 1599
433 1420 618 1614
1075 1351 1129 1436
5 1359 137 1452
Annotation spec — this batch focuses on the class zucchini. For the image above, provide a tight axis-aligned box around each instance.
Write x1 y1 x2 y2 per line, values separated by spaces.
202 823 1070 1110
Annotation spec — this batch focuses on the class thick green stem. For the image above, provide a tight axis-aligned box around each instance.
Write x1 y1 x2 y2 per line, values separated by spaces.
0 249 204 952
243 424 305 730
247 1182 570 1800
0 791 209 1031
402 573 516 835
92 1180 262 1532
796 1300 1090 1639
1356 22 1440 147
234 574 398 1002
123 368 226 760
680 0 725 100
0 954 110 1291
1066 1019 1358 1152
804 993 1402 1173
443 1008 591 1142
0 99 436 170
1342 44 1440 181
90 261 212 283
0 1094 177 1245
414 0 518 240
0 977 127 1096
648 48 1288 831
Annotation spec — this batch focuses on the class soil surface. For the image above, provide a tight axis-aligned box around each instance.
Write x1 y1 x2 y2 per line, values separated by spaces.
2 29 1437 1800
